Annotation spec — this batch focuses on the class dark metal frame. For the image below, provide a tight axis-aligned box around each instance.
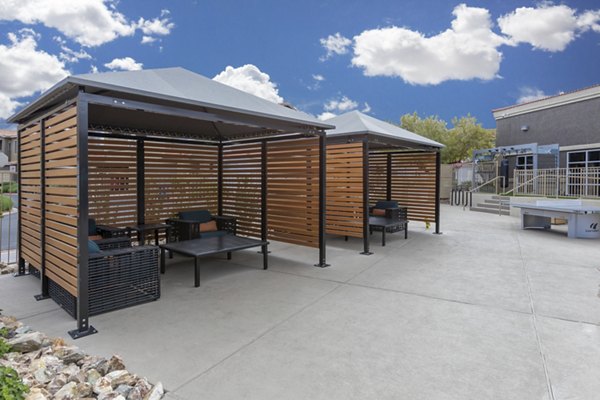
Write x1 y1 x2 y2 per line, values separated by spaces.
136 139 145 226
16 119 25 276
360 138 372 255
69 90 97 339
434 151 442 234
315 134 329 267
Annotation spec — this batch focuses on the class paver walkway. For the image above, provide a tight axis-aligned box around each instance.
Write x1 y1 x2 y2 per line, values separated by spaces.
1 205 598 399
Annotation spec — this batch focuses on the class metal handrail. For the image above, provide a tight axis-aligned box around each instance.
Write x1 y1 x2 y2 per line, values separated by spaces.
470 176 506 195
502 175 538 196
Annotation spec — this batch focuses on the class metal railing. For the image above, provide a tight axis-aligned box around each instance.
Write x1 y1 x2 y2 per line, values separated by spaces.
513 167 600 198
450 176 506 209
0 170 18 269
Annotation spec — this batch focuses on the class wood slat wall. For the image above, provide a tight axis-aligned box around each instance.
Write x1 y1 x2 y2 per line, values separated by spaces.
19 122 43 269
222 142 262 238
326 143 364 238
369 151 437 223
267 138 320 248
89 137 138 227
144 142 218 224
43 105 79 296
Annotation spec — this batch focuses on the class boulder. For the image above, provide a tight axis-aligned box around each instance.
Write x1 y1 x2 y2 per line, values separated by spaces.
7 332 45 352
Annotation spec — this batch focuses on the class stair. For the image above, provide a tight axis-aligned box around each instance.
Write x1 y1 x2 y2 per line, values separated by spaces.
470 195 511 216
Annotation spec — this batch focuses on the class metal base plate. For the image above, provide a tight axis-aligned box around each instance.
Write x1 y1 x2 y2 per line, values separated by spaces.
34 294 51 301
314 263 331 268
13 272 30 277
360 251 374 255
68 326 98 340
433 232 443 235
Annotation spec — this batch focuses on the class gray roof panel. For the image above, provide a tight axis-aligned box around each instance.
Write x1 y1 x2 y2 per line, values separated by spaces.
325 111 443 148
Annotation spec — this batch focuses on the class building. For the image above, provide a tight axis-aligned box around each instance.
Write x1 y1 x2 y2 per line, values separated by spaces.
493 84 600 172
0 129 17 170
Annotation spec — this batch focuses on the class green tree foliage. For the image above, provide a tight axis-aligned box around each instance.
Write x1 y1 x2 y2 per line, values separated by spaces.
0 366 29 400
399 112 495 164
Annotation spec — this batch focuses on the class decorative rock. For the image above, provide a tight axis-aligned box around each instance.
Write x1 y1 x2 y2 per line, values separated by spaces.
24 387 51 400
107 370 135 387
94 376 114 395
15 325 32 335
76 382 93 397
55 345 86 364
115 384 133 397
86 368 102 385
53 381 77 400
107 355 126 372
7 331 45 352
144 382 164 400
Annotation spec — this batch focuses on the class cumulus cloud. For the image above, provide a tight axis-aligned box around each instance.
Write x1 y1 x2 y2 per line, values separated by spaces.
104 57 143 71
313 74 325 82
517 87 548 104
53 36 91 63
497 4 599 51
0 0 174 47
141 36 157 44
352 4 506 85
137 9 174 44
320 33 352 60
317 95 371 120
317 112 337 121
213 64 283 104
0 29 68 119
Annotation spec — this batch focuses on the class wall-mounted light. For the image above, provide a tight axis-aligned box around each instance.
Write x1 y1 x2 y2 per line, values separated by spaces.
521 125 529 132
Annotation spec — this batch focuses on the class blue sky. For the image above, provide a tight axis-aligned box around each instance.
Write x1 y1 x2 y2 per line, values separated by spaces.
1 0 599 128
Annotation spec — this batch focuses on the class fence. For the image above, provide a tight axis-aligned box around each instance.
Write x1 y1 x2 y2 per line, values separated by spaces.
0 170 18 267
513 167 600 198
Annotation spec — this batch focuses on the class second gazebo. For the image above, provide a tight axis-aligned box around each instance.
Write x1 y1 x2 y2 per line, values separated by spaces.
324 111 444 254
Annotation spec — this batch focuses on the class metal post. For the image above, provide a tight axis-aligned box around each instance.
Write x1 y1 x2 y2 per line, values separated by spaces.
218 143 223 215
16 124 26 276
34 118 49 300
315 134 329 267
386 153 392 201
260 141 268 244
434 151 442 235
69 92 97 339
136 139 145 225
361 139 372 255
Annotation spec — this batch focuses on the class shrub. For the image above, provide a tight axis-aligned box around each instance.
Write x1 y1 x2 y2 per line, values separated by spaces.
0 327 8 338
0 338 11 357
0 182 17 193
0 366 29 400
0 195 12 212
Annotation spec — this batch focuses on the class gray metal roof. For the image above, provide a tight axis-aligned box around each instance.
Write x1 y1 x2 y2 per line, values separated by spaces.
325 111 443 149
9 67 334 132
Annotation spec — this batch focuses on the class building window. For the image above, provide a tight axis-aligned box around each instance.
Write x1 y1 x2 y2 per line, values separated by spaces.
567 150 600 169
516 155 533 170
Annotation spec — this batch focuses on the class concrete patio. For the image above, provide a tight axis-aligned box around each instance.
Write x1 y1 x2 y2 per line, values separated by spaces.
1 204 598 400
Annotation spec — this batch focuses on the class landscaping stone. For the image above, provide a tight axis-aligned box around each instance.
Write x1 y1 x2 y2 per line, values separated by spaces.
0 312 165 399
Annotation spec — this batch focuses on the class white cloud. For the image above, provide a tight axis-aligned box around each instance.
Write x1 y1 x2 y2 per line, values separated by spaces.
53 36 91 63
141 36 157 44
517 87 548 104
104 57 143 71
0 1 174 47
351 4 507 85
312 74 325 82
213 64 283 103
362 102 372 113
497 4 592 52
325 96 358 113
320 33 352 60
0 29 68 119
317 111 337 121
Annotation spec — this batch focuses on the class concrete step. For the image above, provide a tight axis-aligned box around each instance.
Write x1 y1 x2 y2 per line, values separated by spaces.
470 206 511 216
491 195 511 200
483 199 511 207
476 202 510 211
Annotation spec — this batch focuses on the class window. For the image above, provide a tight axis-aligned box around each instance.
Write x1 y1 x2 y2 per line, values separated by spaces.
568 150 600 169
516 155 533 170
567 149 600 196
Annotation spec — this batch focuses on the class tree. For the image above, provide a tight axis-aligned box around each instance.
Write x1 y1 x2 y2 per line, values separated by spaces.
398 112 495 164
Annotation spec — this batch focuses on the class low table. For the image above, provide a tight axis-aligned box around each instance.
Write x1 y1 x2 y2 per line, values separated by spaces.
159 236 269 287
127 223 172 246
369 216 408 246
513 201 600 239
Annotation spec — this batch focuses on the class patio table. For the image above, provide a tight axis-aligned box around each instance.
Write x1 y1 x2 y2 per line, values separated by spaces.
159 236 269 287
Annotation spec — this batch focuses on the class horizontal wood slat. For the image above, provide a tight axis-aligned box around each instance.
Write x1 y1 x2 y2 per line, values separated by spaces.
326 143 364 238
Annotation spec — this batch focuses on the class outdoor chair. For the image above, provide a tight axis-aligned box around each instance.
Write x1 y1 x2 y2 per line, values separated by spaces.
88 218 128 240
86 240 160 316
369 200 408 235
166 210 237 242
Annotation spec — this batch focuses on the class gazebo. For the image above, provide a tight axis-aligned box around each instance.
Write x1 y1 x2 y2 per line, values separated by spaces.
324 111 443 254
9 67 333 338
